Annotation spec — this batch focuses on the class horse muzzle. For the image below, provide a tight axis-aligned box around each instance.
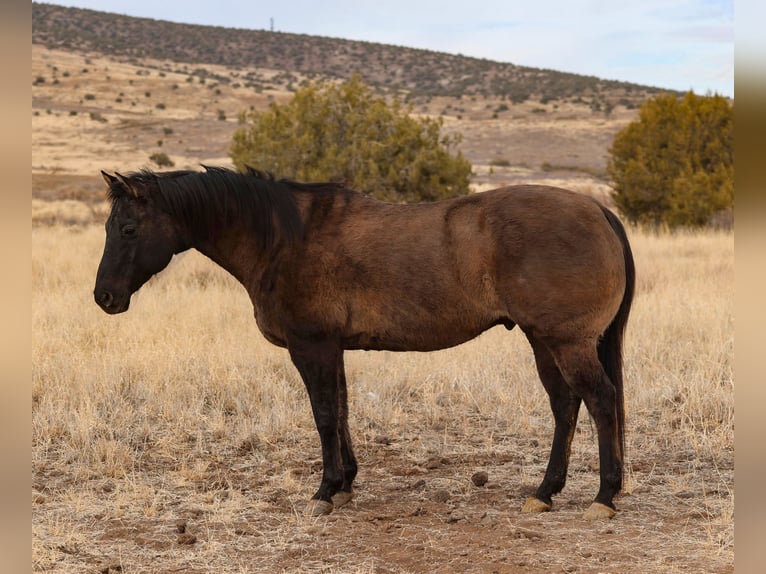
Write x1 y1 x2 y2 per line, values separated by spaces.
94 288 130 314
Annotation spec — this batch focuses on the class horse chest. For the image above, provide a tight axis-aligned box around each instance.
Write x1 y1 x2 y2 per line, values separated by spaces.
251 302 289 348
251 289 344 347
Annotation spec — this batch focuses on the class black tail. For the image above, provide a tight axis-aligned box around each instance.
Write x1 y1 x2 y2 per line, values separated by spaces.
597 206 635 463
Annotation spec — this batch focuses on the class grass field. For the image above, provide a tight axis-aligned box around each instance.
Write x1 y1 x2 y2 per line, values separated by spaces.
32 211 733 573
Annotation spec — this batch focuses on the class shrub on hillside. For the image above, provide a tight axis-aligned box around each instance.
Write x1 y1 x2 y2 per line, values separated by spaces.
149 152 174 168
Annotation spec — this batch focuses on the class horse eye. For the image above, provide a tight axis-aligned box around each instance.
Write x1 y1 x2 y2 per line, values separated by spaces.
122 224 136 237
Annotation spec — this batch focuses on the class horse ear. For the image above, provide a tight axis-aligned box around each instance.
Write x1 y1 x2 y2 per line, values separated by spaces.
101 171 118 186
114 172 141 198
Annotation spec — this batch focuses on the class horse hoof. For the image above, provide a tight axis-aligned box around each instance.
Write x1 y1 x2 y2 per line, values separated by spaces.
305 499 333 516
583 502 616 520
331 490 354 508
521 497 551 513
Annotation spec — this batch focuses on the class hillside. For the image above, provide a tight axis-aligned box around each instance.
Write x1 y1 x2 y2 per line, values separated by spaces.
32 2 661 210
32 2 666 106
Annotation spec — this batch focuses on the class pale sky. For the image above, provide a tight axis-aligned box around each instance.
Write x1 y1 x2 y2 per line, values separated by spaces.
41 1 734 97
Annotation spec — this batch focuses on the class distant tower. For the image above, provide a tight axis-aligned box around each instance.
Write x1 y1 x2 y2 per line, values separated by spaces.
270 17 274 32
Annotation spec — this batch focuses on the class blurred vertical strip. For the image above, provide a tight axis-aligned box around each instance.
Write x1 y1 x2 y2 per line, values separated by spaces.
734 0 766 572
2 2 33 573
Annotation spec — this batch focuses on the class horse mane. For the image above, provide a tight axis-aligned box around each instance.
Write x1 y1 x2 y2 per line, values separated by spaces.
112 166 344 249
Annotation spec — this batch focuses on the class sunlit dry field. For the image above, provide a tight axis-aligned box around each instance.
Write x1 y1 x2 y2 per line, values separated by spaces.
32 210 733 573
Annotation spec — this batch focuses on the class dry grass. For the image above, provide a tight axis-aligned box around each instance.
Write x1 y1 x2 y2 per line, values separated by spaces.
32 215 733 573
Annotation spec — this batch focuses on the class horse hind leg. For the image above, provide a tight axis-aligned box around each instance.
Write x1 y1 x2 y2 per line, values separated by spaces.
522 335 582 514
545 339 623 520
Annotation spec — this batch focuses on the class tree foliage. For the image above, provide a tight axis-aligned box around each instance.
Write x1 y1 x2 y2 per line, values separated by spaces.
229 75 472 202
607 92 733 228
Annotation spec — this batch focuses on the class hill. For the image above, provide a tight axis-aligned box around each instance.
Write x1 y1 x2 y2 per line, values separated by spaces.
32 2 665 210
32 2 666 106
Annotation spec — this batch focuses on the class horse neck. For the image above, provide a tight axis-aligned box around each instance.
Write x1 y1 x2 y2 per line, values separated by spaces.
183 184 317 294
188 196 301 294
189 223 266 288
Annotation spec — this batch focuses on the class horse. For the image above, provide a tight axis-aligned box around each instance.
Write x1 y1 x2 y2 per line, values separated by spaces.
94 166 634 520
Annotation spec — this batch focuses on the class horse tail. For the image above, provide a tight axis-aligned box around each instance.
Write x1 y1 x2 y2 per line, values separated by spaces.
598 206 635 463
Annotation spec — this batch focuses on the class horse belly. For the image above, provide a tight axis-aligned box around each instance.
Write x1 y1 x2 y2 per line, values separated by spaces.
344 324 492 352
342 290 502 352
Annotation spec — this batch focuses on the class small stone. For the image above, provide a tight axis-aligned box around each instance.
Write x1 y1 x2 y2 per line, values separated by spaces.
512 526 544 539
431 489 450 503
471 471 489 487
447 510 465 523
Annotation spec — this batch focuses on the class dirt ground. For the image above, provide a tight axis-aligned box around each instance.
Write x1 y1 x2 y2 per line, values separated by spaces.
33 416 733 573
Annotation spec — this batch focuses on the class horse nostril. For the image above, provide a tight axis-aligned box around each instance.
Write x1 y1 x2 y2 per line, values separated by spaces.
96 289 114 308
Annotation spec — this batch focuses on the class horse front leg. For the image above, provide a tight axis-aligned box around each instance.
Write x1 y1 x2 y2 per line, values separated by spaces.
332 355 357 509
288 339 345 516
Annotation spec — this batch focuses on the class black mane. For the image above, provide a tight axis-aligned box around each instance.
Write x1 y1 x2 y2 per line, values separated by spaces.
112 167 343 249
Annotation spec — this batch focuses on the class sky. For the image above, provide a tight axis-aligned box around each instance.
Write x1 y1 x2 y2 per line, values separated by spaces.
41 1 734 97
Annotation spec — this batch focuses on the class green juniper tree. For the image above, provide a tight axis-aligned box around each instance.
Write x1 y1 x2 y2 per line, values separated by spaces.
229 75 472 202
608 92 733 228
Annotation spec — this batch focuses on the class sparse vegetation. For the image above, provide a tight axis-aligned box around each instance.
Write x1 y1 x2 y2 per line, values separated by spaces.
32 2 662 104
149 152 174 167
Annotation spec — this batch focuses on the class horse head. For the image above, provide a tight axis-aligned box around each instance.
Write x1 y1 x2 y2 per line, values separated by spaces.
94 171 187 314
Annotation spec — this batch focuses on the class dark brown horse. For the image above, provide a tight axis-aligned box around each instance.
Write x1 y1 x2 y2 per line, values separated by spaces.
94 166 634 520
